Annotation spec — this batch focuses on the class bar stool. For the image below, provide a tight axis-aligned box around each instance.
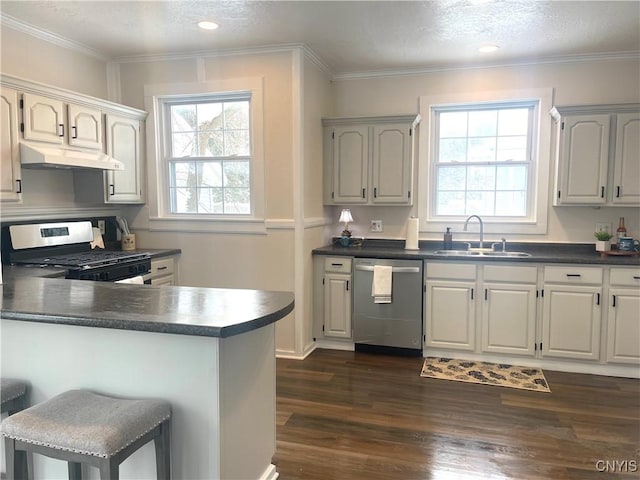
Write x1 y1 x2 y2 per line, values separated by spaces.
1 389 171 480
1 378 28 415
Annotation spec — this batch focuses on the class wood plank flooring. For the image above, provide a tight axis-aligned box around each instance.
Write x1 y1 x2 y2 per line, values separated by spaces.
274 349 640 479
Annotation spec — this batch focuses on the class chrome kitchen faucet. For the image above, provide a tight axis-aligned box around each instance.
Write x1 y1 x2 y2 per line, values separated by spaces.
463 215 484 249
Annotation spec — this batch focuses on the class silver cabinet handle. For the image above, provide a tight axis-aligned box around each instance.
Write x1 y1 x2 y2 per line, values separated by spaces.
355 265 420 273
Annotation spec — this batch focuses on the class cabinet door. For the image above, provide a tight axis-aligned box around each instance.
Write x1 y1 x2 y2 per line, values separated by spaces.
556 114 610 204
425 280 476 351
22 93 65 144
68 104 102 150
481 283 536 356
612 112 640 205
323 273 352 338
607 288 640 364
371 123 412 204
542 285 601 360
1 87 22 202
105 115 143 203
332 125 368 204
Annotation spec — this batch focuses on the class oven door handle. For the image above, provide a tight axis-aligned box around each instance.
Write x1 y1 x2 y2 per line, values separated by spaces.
355 265 421 273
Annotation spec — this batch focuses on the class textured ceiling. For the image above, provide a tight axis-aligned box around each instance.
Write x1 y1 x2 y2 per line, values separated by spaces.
1 1 639 75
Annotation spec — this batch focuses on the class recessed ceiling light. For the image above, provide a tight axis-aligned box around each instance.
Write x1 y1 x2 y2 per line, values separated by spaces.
198 21 219 31
478 44 499 53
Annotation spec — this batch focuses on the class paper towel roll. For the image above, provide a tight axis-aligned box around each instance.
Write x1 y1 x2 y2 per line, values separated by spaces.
404 217 419 250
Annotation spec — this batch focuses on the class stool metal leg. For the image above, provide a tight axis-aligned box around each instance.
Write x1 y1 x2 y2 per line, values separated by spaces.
154 419 171 480
98 458 118 480
5 437 15 480
68 461 82 480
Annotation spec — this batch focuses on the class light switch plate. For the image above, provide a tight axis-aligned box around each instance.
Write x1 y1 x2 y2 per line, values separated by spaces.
370 220 383 232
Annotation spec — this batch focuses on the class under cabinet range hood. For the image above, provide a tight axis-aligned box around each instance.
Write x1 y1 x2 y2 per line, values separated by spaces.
19 143 124 171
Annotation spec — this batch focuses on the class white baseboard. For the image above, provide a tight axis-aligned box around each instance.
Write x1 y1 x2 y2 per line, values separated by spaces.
258 464 279 480
315 339 355 351
276 342 317 360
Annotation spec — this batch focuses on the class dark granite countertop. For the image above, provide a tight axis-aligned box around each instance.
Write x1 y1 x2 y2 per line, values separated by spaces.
1 277 294 338
313 239 640 266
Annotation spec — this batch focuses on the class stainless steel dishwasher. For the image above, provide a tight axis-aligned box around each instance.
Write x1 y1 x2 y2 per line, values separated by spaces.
353 258 423 355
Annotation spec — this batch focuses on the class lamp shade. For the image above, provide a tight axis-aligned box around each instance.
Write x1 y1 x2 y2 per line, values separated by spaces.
339 209 354 224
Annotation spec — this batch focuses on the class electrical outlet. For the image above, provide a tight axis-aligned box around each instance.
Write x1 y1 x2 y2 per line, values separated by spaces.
595 223 611 235
370 220 383 232
98 220 106 235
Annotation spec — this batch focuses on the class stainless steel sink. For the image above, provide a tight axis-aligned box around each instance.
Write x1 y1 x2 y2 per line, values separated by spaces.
432 250 482 256
431 250 531 258
482 251 531 257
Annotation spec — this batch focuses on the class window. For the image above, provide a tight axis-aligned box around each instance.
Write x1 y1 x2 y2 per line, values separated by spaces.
144 77 265 233
166 96 251 214
434 104 534 217
418 89 553 235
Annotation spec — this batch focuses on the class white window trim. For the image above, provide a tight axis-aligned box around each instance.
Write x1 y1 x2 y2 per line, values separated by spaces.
418 88 553 236
144 78 266 234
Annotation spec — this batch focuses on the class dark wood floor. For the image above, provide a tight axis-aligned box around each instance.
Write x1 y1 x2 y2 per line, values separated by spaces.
274 349 640 480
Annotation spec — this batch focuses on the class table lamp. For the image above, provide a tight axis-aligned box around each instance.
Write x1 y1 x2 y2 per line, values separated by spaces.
339 209 354 246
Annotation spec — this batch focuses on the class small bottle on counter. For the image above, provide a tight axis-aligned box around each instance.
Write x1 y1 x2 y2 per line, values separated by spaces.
616 217 627 249
444 227 453 250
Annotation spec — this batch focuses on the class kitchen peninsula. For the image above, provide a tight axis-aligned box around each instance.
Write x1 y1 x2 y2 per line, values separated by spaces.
1 277 294 480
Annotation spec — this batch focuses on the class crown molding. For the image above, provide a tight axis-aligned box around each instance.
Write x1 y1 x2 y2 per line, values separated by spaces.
1 13 109 62
331 51 640 81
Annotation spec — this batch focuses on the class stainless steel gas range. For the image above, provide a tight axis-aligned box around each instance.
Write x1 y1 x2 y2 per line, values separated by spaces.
2 220 150 282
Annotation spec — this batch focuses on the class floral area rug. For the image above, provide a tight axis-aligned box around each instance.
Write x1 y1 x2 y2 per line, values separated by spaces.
420 357 551 392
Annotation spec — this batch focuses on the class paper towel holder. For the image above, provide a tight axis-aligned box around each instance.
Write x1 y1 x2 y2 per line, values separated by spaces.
404 216 420 251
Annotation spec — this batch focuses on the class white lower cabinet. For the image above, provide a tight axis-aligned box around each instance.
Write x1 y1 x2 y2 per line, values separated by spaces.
425 262 538 356
425 263 476 351
607 268 640 364
481 265 537 356
148 256 177 286
542 266 603 360
321 257 352 339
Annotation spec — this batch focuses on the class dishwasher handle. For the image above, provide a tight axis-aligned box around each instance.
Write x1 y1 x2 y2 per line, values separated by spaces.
355 265 421 273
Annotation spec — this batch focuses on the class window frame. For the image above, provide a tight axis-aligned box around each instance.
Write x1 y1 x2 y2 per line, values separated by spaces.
432 102 536 219
163 94 252 216
418 88 553 236
144 78 266 234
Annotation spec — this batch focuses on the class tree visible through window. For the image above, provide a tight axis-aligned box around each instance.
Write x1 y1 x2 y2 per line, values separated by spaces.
434 105 534 217
167 98 251 214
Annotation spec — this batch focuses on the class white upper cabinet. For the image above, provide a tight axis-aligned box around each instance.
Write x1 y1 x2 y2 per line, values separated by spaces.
612 112 640 204
104 115 143 203
331 125 369 204
1 87 22 202
323 114 420 206
22 93 102 150
551 104 640 206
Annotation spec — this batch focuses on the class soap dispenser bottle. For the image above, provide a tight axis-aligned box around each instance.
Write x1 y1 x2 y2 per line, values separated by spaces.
444 227 453 250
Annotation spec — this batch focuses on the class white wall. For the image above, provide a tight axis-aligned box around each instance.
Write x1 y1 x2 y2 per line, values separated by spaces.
0 25 118 216
118 50 302 355
327 58 640 243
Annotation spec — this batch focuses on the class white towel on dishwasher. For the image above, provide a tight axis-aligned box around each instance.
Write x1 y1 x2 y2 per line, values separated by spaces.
371 265 392 304
115 276 144 284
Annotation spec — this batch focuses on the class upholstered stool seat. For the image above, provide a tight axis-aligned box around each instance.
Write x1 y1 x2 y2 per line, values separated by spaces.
1 389 171 480
1 378 28 415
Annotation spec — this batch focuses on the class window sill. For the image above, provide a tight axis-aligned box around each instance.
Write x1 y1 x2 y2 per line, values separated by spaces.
148 216 268 234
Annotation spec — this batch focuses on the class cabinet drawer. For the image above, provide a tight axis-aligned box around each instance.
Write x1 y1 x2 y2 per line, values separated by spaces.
426 262 476 280
544 265 602 284
484 265 537 283
324 257 352 273
610 268 640 287
150 257 175 277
